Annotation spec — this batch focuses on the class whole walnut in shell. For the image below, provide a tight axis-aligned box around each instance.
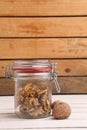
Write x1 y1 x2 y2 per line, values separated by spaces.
52 100 71 119
51 100 60 109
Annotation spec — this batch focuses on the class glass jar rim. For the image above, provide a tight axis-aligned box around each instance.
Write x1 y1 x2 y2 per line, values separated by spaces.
14 72 51 78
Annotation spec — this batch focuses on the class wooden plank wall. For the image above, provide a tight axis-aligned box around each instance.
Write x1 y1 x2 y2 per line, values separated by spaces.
0 0 87 95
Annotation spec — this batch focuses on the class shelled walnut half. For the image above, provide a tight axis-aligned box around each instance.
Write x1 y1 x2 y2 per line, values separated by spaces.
15 82 51 118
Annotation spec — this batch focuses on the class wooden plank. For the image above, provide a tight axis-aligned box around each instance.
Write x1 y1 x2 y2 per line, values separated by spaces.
1 18 87 37
0 38 87 58
0 96 87 129
2 106 87 113
0 59 87 77
0 115 87 127
58 77 87 94
0 113 87 128
0 77 87 95
1 95 87 108
0 0 87 16
1 111 87 120
0 78 14 96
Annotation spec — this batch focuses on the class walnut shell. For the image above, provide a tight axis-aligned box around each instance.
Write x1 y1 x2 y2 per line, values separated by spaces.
51 100 60 109
52 101 71 119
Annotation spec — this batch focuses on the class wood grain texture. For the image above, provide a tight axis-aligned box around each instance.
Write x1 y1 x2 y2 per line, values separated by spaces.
0 38 87 59
0 0 87 16
0 59 87 77
0 1 87 95
1 18 87 37
0 77 87 95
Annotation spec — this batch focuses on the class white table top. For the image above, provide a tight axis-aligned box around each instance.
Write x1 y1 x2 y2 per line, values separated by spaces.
0 95 87 130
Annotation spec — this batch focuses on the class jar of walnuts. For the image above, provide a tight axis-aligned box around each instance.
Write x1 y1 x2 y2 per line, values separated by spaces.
5 60 60 118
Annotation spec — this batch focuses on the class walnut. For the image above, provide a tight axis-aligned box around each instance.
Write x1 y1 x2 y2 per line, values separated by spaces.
51 100 60 109
52 101 71 119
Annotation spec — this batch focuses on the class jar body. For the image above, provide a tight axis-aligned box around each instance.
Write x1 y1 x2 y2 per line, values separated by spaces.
14 76 52 118
5 60 60 118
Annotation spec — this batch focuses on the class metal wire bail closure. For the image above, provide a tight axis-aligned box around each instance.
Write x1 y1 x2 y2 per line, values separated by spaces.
5 65 13 78
51 63 61 93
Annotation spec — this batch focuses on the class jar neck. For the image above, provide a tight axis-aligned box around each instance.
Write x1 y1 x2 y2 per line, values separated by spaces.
14 71 51 79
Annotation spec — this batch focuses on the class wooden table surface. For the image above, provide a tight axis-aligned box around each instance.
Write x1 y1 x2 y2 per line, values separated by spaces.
0 95 87 130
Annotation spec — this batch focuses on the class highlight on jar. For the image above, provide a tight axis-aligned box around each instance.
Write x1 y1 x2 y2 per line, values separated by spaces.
5 60 62 119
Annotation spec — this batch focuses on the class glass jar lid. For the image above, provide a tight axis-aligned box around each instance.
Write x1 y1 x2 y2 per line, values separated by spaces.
5 60 61 93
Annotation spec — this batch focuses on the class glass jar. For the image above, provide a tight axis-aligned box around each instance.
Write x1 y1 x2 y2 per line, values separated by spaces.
5 60 60 119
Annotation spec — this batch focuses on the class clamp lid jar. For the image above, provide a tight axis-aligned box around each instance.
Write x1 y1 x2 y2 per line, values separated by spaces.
5 60 61 119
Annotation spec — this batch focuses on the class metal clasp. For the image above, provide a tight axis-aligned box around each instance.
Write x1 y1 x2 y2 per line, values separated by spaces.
51 63 61 93
5 65 13 78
